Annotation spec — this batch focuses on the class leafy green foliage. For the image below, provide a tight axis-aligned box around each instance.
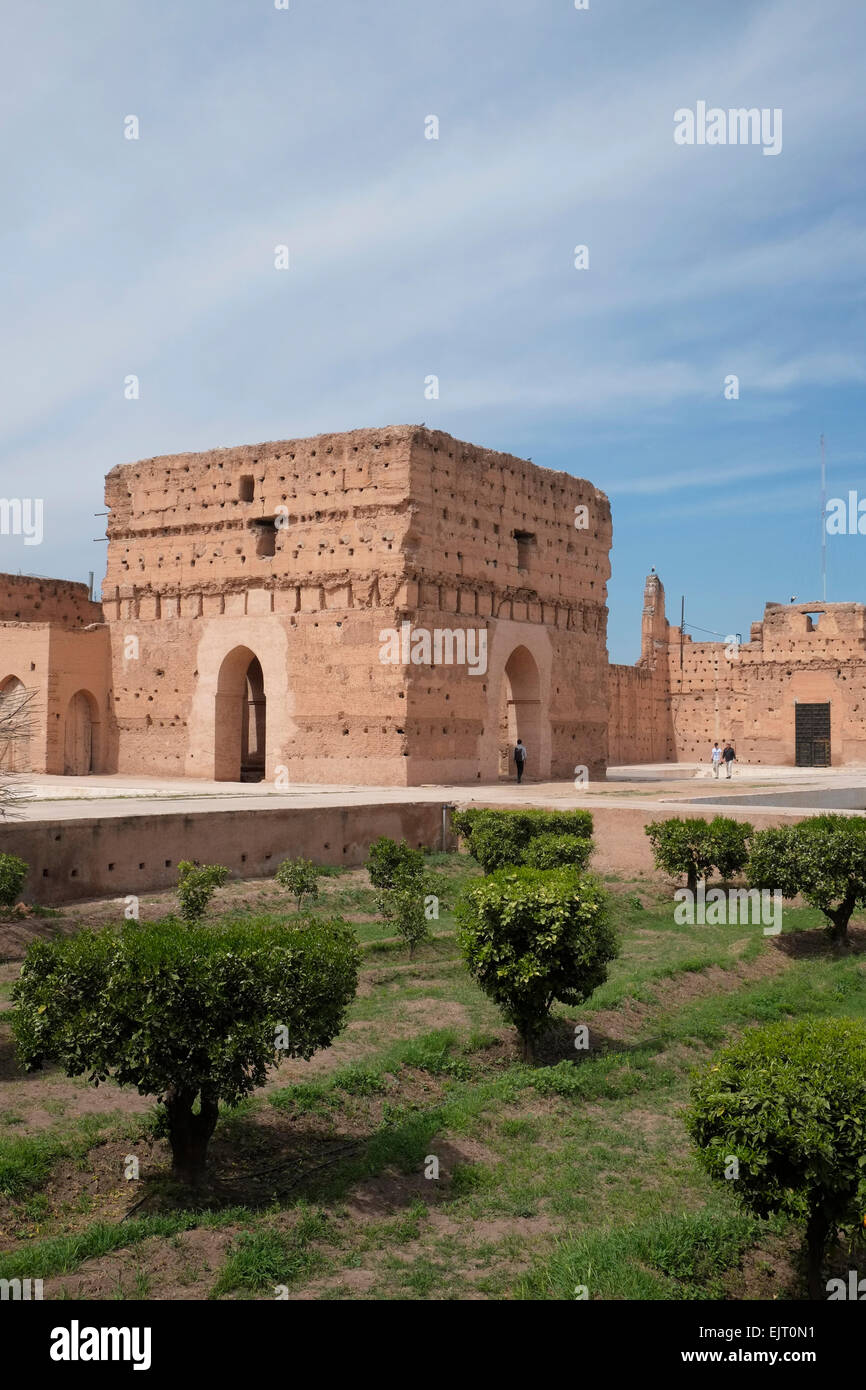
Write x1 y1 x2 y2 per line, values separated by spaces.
647 820 712 891
275 857 319 911
378 882 432 955
176 860 229 924
522 833 593 872
748 814 866 941
367 837 443 955
687 1016 866 1297
0 853 28 908
645 817 753 892
707 817 754 880
451 808 593 873
12 917 360 1180
456 866 617 1058
365 836 425 891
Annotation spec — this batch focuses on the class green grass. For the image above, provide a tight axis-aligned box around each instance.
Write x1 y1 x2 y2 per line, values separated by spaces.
210 1208 331 1297
518 1208 768 1300
0 1113 138 1199
0 1208 248 1282
2 855 864 1300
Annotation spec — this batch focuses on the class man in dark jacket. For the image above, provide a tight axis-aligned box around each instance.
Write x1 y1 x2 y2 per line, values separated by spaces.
514 739 527 783
722 741 736 779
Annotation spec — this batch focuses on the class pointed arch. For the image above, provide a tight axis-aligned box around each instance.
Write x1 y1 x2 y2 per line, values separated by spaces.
64 689 99 775
214 646 267 781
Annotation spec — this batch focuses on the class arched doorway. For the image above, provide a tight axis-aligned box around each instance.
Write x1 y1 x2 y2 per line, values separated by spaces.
241 657 266 782
0 677 31 773
498 646 542 779
64 690 97 775
214 647 267 782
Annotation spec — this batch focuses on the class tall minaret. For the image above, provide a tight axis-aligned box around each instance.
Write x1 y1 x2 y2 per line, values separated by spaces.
640 568 668 666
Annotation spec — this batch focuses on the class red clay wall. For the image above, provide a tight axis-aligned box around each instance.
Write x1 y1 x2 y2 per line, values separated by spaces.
405 431 611 781
0 574 111 774
607 663 673 764
1 797 831 906
609 573 866 767
102 426 613 784
664 609 866 764
1 801 455 905
0 575 101 626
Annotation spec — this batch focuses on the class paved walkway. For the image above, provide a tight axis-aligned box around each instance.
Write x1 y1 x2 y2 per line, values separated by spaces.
4 764 866 822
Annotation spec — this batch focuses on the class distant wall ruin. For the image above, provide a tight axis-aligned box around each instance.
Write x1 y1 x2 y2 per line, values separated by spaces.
608 571 866 766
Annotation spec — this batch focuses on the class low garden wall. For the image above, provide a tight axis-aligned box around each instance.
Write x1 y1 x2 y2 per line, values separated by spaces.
0 801 456 905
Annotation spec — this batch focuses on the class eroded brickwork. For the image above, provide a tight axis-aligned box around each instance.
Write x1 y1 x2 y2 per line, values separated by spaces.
609 572 866 766
0 575 102 627
101 425 612 784
607 572 674 763
0 578 109 775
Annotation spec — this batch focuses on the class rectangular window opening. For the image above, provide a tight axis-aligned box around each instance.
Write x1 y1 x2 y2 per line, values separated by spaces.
513 529 536 570
250 517 278 557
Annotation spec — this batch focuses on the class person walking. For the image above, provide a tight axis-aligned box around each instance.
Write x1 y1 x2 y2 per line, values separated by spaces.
514 739 527 784
722 741 736 779
711 742 722 778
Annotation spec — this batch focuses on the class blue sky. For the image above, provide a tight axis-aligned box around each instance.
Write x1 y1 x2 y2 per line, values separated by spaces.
1 0 864 662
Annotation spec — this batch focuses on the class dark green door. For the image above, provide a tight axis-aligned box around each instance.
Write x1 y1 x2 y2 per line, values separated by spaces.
795 703 831 767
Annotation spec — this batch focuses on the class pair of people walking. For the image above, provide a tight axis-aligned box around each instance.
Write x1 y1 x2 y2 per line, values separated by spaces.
711 741 736 778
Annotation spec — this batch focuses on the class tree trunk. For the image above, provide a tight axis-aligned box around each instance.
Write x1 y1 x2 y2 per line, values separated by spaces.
165 1086 220 1186
687 865 697 896
805 1208 830 1301
520 1031 535 1065
825 888 856 946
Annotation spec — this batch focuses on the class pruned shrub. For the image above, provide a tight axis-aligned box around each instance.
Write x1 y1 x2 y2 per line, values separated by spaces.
452 811 526 873
456 866 616 1060
0 852 28 908
12 917 360 1184
687 1016 866 1299
707 816 754 880
452 808 593 873
522 833 593 872
365 836 425 892
645 816 753 893
747 814 866 943
275 857 319 911
177 860 229 924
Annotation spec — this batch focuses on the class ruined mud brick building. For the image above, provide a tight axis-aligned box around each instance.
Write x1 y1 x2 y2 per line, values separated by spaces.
6 427 866 782
0 575 108 775
0 426 612 783
608 570 866 766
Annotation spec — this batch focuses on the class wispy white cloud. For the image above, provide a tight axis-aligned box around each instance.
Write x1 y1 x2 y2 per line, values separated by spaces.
0 0 863 658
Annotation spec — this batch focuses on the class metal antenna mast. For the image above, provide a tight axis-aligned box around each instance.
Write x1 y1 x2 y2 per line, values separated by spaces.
820 434 827 602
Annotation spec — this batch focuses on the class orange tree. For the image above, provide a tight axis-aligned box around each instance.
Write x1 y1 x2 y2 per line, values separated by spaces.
13 917 359 1185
